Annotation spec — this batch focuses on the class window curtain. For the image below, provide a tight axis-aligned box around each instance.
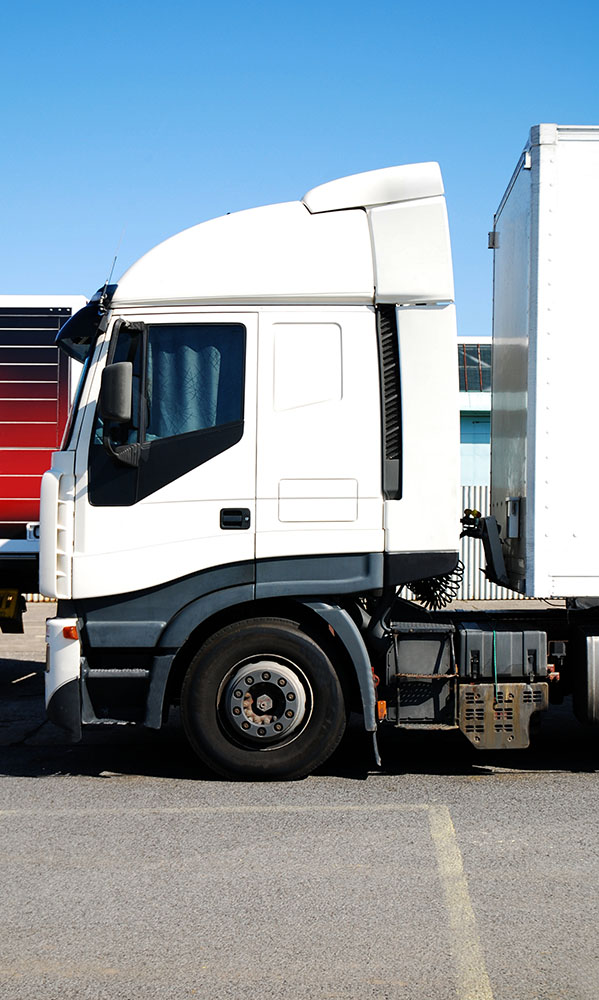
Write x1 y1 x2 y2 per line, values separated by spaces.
145 326 243 440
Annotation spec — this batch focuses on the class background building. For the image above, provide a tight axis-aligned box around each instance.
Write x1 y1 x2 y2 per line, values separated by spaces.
458 336 491 487
456 336 522 599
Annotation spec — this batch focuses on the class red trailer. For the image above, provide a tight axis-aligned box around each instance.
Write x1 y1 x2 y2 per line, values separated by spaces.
0 296 85 631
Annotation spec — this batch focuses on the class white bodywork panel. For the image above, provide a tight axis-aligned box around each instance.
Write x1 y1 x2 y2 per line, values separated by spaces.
368 197 454 304
492 124 599 597
384 304 460 555
39 455 75 599
256 308 384 559
45 617 80 706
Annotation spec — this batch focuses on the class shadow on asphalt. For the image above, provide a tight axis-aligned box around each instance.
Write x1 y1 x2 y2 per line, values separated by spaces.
1 656 599 782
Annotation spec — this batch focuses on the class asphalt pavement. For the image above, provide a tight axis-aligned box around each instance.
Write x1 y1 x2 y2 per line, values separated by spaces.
1 603 598 1000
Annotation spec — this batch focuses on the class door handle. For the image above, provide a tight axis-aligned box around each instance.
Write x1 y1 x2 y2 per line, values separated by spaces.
220 508 251 530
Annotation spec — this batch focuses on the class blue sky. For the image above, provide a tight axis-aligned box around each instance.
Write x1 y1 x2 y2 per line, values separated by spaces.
2 0 598 338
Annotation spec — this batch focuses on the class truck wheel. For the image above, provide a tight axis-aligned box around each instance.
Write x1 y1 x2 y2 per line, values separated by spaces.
181 618 346 780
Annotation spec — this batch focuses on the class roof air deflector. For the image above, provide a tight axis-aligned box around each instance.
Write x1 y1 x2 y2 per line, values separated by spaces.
302 163 444 214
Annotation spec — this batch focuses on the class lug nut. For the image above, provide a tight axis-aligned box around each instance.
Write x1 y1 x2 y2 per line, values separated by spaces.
274 723 283 732
242 721 250 730
233 707 241 715
278 678 287 686
245 676 254 685
287 692 295 701
257 727 266 736
234 689 243 698
285 709 294 718
261 672 271 681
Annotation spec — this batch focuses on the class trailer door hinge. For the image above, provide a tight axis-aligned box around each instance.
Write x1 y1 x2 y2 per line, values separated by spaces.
488 230 500 249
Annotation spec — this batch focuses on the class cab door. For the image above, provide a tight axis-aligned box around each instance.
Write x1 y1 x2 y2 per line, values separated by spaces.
72 312 257 599
254 307 384 567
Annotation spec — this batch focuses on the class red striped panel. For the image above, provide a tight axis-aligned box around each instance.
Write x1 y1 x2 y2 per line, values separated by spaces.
0 424 60 448
0 399 58 422
0 365 57 381
0 382 58 400
0 347 57 365
0 476 42 499
0 450 53 475
0 311 72 520
0 499 40 521
0 330 59 345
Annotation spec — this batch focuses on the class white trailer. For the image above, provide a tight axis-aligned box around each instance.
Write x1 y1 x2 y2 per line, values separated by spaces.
490 124 599 597
40 128 599 777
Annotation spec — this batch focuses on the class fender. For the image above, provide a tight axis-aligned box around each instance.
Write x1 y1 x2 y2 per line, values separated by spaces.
301 601 378 732
144 590 381 770
144 583 254 728
301 601 381 766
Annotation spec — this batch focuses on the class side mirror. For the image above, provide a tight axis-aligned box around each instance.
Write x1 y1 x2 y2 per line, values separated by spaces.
99 362 133 423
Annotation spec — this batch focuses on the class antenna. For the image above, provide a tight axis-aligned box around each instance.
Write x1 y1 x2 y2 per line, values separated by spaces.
99 227 126 310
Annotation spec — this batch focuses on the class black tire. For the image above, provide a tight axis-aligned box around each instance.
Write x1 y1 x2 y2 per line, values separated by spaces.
181 617 346 780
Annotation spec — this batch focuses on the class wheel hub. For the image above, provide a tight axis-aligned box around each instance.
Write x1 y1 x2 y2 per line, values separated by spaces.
256 694 273 712
224 659 308 743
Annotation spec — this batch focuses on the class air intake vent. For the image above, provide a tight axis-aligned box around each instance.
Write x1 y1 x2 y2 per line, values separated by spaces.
376 305 402 499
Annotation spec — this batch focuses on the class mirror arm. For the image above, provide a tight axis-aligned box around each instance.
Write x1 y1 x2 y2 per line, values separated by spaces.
102 431 141 468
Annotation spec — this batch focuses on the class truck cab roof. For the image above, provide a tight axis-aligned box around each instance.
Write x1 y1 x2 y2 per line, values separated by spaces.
113 162 453 309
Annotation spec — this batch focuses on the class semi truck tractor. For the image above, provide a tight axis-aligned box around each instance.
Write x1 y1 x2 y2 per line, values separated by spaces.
0 296 85 632
41 123 599 779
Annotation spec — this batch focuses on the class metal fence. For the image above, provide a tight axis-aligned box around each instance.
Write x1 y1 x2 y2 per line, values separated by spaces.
458 485 525 600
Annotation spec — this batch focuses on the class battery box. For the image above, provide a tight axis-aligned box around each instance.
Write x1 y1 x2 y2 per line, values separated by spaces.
458 626 547 681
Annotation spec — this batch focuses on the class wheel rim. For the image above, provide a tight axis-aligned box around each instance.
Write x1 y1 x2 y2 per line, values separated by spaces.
221 656 312 748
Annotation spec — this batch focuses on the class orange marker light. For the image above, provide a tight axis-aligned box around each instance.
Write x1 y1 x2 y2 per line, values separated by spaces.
376 700 387 721
62 625 79 640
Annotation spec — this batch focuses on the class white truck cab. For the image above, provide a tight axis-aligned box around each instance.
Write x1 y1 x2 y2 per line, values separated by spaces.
40 163 461 777
44 144 595 779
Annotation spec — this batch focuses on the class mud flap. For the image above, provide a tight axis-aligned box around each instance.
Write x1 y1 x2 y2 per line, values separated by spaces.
47 677 82 741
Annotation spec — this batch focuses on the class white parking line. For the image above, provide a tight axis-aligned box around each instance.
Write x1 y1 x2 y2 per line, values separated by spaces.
0 801 494 998
428 805 494 1000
